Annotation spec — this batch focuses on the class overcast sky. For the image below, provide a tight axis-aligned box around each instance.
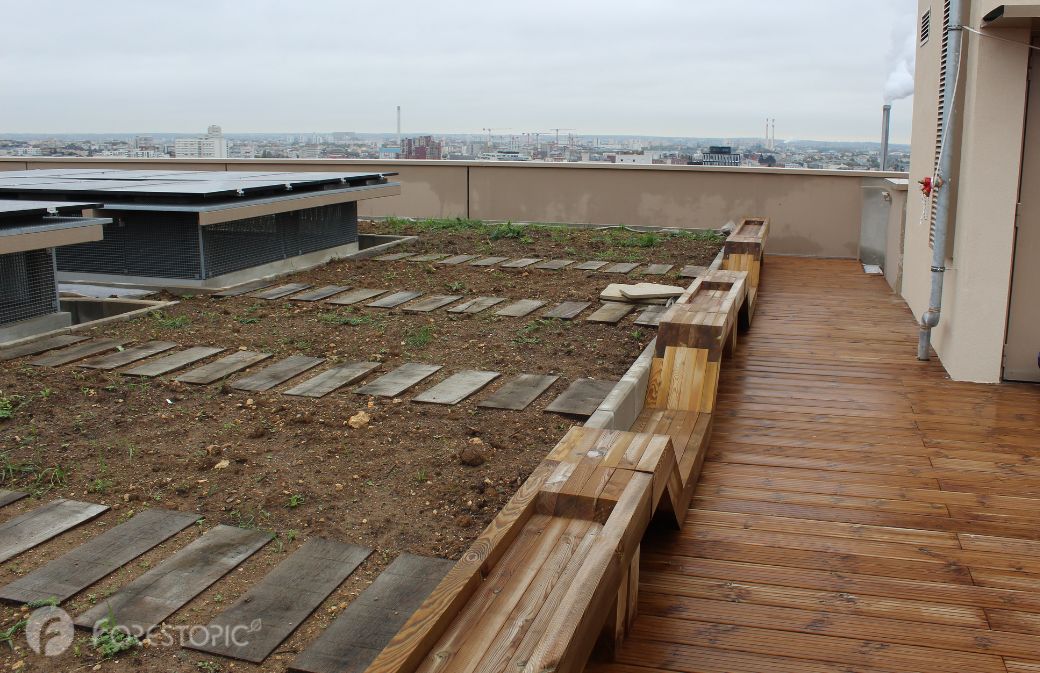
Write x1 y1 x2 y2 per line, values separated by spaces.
0 0 917 142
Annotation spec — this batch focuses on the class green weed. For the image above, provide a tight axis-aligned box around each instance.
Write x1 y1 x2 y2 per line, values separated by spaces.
404 325 434 349
149 311 190 329
91 614 140 658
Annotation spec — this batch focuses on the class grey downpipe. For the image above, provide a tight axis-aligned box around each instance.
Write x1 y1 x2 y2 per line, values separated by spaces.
918 6 963 361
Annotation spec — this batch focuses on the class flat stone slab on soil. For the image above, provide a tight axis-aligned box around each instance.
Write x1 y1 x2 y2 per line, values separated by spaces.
572 260 609 270
290 285 351 302
437 254 480 265
74 525 271 635
534 259 575 270
121 346 225 377
412 370 500 405
288 554 454 673
0 499 108 564
402 294 463 312
500 257 542 268
29 338 126 367
212 280 275 298
641 263 675 275
469 256 508 266
175 350 272 385
283 362 381 398
78 340 178 370
185 539 371 663
367 291 423 308
326 289 388 306
0 335 88 362
0 508 199 604
585 302 635 324
373 252 415 261
681 265 707 278
634 305 668 327
543 301 591 320
477 374 560 411
231 355 325 392
408 253 449 263
448 296 506 314
602 262 640 274
0 491 27 508
495 299 545 317
545 378 618 417
253 283 313 300
354 363 443 397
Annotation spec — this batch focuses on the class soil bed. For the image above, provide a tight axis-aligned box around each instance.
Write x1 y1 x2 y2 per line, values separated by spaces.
0 222 722 672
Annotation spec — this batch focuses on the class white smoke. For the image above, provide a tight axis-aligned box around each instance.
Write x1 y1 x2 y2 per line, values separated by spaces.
884 16 917 103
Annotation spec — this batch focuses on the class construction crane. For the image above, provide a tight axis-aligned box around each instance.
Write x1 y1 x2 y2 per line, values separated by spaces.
481 128 511 146
548 128 575 147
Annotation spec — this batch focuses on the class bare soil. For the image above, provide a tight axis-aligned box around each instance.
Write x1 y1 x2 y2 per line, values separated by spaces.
0 223 721 672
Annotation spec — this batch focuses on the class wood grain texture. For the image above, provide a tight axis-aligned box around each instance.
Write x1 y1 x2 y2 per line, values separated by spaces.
469 257 508 267
0 335 88 362
78 341 178 370
437 254 481 265
500 258 542 268
230 355 325 391
354 363 442 397
175 350 271 384
602 263 639 274
543 302 592 320
368 291 424 308
253 283 312 300
585 303 635 325
412 370 500 405
284 362 381 398
212 280 275 297
495 300 545 318
546 379 617 417
121 346 224 377
403 295 464 312
0 491 27 508
640 264 674 275
326 289 389 305
477 374 559 411
572 261 608 271
290 285 351 302
29 339 125 367
534 259 575 270
448 297 507 314
0 499 108 563
374 252 416 261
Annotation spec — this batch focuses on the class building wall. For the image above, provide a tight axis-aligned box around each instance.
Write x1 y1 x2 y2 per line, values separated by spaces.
904 0 1030 382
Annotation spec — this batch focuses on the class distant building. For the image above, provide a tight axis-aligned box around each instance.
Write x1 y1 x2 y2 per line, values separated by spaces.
700 146 741 167
378 147 402 160
174 125 229 158
477 150 531 161
401 136 442 160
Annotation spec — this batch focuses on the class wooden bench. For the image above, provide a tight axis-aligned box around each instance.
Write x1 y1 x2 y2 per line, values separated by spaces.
721 217 769 325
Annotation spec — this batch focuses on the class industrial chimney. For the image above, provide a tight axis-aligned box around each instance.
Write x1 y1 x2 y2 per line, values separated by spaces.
396 105 402 148
880 104 892 171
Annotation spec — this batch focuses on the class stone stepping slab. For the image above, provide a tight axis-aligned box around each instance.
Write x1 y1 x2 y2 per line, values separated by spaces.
290 285 351 302
408 253 449 263
231 355 324 392
402 295 462 312
288 554 454 673
534 259 575 270
585 302 635 324
495 299 545 318
437 254 480 265
571 260 608 271
642 263 675 275
373 252 415 261
367 291 423 308
185 539 371 663
413 370 500 405
0 508 199 605
73 525 271 635
545 378 618 417
477 374 560 411
354 363 442 397
634 305 668 327
253 283 313 300
680 265 707 278
543 301 591 320
602 262 640 274
0 499 108 564
176 350 272 385
78 341 178 370
500 257 542 268
213 280 276 298
0 491 27 508
122 346 225 377
448 296 507 314
0 335 88 362
326 289 388 306
469 256 508 266
29 338 126 367
284 362 381 398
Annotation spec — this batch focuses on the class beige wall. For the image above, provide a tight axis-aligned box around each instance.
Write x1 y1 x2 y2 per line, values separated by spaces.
904 0 1030 382
0 157 906 259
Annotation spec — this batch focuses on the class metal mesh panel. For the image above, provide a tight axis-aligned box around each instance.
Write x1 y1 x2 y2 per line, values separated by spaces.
0 249 58 326
202 202 357 278
56 213 201 279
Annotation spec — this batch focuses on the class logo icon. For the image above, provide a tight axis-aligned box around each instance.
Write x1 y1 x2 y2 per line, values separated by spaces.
25 606 74 657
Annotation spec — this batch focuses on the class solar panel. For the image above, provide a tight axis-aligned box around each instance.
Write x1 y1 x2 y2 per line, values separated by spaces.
0 200 100 218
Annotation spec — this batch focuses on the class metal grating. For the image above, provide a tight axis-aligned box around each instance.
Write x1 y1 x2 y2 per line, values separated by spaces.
0 249 58 326
921 9 931 44
930 0 952 248
56 213 201 279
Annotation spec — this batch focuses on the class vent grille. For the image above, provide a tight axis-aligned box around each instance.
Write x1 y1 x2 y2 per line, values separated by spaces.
921 9 931 44
930 0 952 248
0 250 58 327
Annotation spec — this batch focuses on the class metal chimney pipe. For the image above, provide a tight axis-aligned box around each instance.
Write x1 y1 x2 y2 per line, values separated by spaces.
880 104 892 171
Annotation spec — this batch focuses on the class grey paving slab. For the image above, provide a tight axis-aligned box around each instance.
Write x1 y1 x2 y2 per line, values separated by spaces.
412 370 500 405
437 254 480 265
284 362 381 398
533 259 575 270
78 341 178 370
252 283 313 300
231 355 325 392
354 363 442 397
0 335 88 362
494 299 545 317
500 258 542 268
680 265 707 278
0 491 27 508
402 295 463 312
641 264 675 275
447 297 507 314
477 374 559 411
175 350 272 384
408 253 449 263
602 262 640 274
571 260 609 271
634 304 668 327
545 378 618 417
325 289 388 306
367 291 423 308
213 280 275 298
290 285 351 302
373 252 416 261
29 339 126 367
0 499 108 564
121 346 225 377
543 301 592 320
469 256 508 267
585 302 635 324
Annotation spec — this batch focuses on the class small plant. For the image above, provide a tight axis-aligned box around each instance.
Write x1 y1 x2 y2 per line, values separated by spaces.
92 615 141 658
416 468 428 483
234 316 261 324
319 312 371 326
149 311 190 329
0 619 27 651
489 222 533 243
197 661 222 673
285 529 298 543
404 325 434 349
287 494 305 508
446 281 466 292
0 396 14 420
89 477 113 495
26 597 60 609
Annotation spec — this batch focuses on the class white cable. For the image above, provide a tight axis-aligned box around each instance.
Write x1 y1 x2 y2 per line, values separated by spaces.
933 26 966 186
962 25 1040 51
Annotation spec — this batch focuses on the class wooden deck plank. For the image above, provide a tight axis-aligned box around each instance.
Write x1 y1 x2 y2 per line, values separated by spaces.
121 346 225 377
412 370 500 405
0 508 199 604
437 254 481 265
477 374 560 411
534 259 575 270
0 335 88 362
289 554 454 673
212 280 275 297
545 378 617 417
409 253 449 263
175 350 271 385
572 261 608 271
253 283 312 300
500 258 542 268
0 491 27 508
0 500 108 563
543 301 592 320
230 355 325 392
368 291 424 308
585 302 635 324
284 362 381 398
448 297 507 314
290 285 351 302
680 265 707 278
634 305 667 327
354 363 442 397
641 264 674 275
403 295 464 312
78 341 178 370
186 539 371 662
73 525 270 634
602 262 639 274
326 289 389 305
374 252 417 261
469 256 509 266
29 338 126 367
495 299 545 317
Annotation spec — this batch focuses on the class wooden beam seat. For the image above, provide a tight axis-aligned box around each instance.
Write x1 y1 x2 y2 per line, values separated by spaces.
629 408 712 527
721 217 769 327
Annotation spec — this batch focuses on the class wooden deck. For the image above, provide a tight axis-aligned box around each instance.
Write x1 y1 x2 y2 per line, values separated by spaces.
587 256 1040 673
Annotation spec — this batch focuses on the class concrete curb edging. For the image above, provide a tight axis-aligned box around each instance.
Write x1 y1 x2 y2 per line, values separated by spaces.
584 338 656 431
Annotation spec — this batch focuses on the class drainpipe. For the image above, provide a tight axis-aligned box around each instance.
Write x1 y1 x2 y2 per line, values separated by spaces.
918 3 963 361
